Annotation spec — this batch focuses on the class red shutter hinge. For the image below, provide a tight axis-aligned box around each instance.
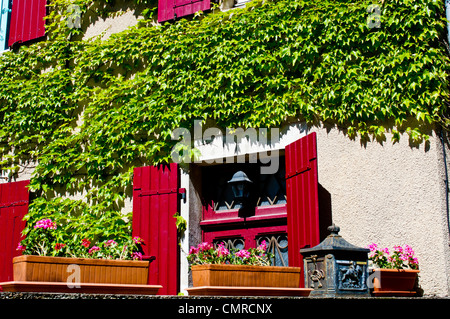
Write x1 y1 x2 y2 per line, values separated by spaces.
286 166 311 179
0 200 29 209
138 188 186 201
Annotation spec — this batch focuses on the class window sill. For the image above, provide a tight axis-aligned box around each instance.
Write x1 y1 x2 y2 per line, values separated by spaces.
200 210 287 229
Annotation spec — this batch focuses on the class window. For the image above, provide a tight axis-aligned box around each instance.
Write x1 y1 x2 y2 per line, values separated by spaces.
201 158 289 266
203 160 286 211
199 132 322 283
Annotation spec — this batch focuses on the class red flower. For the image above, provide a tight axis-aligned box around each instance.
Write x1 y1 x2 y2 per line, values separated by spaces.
54 243 66 251
81 239 91 248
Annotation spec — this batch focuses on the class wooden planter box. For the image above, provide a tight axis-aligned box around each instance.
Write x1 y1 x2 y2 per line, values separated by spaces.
13 255 150 285
191 264 302 287
372 268 420 297
188 264 311 296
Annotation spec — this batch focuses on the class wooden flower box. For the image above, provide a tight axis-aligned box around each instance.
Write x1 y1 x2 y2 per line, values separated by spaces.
13 255 150 284
187 264 312 296
191 264 302 287
372 268 420 296
0 255 162 295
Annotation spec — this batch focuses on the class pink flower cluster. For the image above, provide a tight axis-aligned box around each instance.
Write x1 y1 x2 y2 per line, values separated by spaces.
217 242 230 257
257 240 268 252
235 241 268 260
367 242 419 270
187 240 272 266
131 252 143 260
88 246 100 254
368 243 389 256
392 244 419 265
189 242 213 255
132 236 144 245
235 249 251 259
54 243 66 251
104 240 117 247
34 218 57 230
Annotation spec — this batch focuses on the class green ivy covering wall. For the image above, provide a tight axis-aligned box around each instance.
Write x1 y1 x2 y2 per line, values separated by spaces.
0 0 448 242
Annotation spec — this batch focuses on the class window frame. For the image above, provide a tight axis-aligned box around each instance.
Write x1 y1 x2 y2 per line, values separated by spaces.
200 158 289 265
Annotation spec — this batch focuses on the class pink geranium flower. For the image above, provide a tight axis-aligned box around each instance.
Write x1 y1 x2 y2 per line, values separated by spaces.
34 218 57 230
235 249 251 259
132 236 144 245
186 241 273 266
217 242 230 257
257 240 268 252
105 240 117 247
198 242 213 251
367 243 419 270
132 252 143 260
88 246 100 254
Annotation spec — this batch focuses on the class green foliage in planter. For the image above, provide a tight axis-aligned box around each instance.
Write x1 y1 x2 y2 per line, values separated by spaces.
187 241 274 266
18 197 143 259
0 0 449 238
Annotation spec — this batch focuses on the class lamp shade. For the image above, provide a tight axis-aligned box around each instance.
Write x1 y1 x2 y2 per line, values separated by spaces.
227 171 253 203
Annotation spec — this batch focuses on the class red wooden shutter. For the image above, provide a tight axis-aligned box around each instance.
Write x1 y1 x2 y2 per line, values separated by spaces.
8 0 46 46
0 180 29 282
132 164 180 295
285 132 320 287
158 0 210 23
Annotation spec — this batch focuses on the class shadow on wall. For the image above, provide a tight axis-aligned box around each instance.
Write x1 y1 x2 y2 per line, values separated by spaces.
81 0 152 30
318 183 333 242
309 120 433 152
